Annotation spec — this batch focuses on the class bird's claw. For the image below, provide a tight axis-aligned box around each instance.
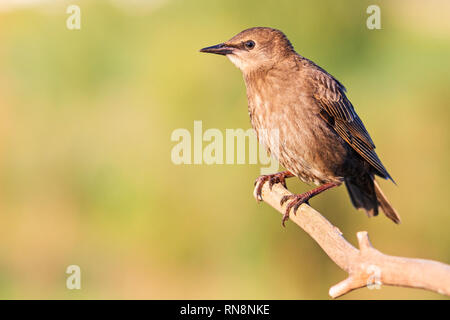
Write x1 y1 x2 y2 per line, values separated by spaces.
280 194 310 227
253 172 289 202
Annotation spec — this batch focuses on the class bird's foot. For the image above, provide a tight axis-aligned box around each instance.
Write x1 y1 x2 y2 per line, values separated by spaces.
279 193 311 227
253 171 294 202
278 182 340 227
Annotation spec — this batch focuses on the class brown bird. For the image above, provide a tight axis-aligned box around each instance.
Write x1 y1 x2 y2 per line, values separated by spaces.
200 27 400 226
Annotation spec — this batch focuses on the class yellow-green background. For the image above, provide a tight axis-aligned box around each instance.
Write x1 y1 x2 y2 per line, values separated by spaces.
0 0 449 299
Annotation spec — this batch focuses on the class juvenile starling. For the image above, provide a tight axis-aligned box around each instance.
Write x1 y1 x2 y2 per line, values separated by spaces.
200 27 400 226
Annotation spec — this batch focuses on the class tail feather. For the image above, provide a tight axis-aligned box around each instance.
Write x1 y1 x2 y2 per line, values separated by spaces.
345 176 400 224
345 177 378 218
373 180 401 224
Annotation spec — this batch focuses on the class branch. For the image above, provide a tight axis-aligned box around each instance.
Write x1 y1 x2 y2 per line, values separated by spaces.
255 182 450 298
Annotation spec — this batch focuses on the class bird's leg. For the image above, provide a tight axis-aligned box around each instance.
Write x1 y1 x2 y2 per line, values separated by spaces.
280 182 341 226
253 171 295 201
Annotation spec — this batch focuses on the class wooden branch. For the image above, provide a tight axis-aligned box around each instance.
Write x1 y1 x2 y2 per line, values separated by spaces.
255 181 450 298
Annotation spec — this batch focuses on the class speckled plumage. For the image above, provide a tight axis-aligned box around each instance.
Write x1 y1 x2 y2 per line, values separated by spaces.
201 27 400 223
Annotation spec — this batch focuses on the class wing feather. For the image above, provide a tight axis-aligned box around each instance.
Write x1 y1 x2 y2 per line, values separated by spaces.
310 65 392 181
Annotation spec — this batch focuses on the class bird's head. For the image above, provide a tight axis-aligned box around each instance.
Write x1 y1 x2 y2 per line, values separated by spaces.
200 27 294 73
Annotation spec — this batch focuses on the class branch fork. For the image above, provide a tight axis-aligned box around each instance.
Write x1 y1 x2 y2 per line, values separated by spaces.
254 181 450 298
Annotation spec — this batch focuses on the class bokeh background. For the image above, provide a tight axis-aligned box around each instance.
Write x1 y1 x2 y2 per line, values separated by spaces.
0 0 449 299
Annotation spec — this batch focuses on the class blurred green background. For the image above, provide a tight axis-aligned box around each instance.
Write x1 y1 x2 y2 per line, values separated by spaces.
0 0 449 299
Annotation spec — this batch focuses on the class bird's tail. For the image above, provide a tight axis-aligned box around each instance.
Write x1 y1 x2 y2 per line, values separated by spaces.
345 176 401 224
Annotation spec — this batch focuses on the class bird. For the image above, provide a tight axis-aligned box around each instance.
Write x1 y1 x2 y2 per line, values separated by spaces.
200 27 400 226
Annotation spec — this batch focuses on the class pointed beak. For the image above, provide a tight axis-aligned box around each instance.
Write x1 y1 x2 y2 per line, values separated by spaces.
199 43 234 55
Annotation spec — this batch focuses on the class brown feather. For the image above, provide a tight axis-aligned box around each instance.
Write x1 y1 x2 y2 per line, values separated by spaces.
309 61 392 181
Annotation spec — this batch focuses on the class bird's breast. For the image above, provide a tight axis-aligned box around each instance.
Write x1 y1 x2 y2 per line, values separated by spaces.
246 85 347 185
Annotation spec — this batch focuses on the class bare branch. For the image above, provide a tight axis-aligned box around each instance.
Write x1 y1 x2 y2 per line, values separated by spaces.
255 181 450 298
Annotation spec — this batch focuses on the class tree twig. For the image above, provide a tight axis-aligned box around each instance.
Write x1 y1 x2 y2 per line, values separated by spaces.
255 182 450 298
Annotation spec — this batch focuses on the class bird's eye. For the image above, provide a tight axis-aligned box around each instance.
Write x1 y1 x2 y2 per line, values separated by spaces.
244 40 255 50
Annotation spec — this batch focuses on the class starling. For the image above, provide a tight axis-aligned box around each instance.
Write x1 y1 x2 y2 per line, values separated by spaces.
200 27 400 226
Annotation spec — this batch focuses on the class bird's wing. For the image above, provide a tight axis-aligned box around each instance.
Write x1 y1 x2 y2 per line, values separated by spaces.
310 66 392 181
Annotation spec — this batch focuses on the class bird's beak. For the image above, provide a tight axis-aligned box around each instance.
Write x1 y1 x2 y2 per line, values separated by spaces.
199 43 234 55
